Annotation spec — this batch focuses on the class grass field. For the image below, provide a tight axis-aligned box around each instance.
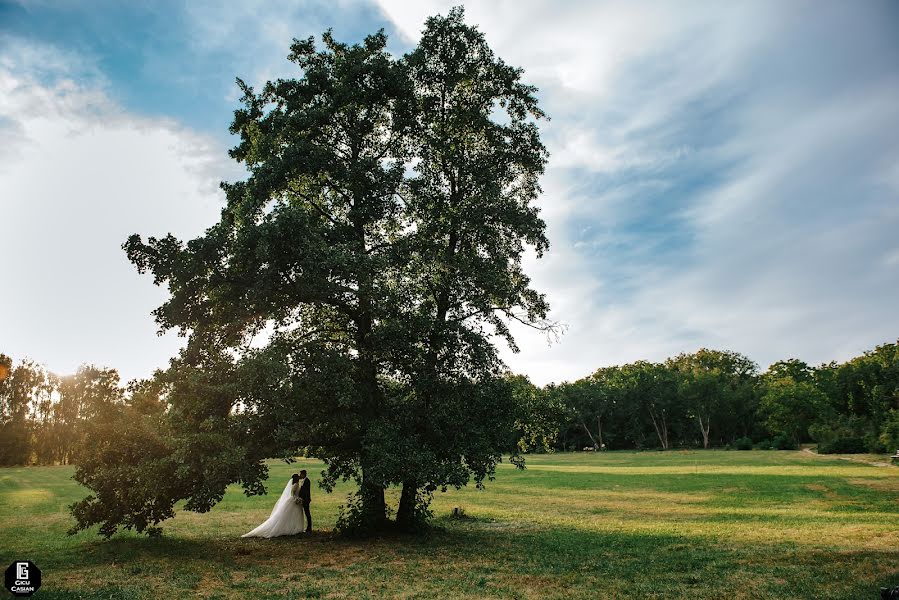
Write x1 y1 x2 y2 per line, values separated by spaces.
1 450 898 599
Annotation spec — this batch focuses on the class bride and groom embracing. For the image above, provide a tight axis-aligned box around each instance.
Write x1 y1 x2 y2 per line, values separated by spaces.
242 470 313 538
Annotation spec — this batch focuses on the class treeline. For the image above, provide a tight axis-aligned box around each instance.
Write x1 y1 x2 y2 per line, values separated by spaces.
540 341 899 454
2 340 898 467
0 354 163 466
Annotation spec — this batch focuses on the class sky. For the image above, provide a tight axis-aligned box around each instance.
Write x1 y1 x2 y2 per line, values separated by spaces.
1 0 898 386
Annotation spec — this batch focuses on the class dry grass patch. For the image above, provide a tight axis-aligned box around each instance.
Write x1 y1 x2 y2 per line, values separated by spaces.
848 477 899 493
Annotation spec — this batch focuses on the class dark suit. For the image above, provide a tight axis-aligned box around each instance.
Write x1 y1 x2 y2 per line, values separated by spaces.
299 478 312 532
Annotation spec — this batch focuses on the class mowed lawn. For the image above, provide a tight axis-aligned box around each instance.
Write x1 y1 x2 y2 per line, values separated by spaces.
1 451 898 599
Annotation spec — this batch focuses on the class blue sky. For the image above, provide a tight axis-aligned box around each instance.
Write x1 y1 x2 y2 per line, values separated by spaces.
1 0 898 385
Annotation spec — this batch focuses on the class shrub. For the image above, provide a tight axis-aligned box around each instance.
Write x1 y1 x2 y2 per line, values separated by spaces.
403 488 435 533
817 437 867 454
772 433 798 450
879 410 899 454
756 439 773 450
863 432 886 454
334 490 395 537
734 437 753 450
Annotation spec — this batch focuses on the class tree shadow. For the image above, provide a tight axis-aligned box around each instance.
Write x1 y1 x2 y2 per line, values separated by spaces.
30 511 899 599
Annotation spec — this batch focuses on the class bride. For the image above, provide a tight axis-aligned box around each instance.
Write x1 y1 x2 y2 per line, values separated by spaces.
242 473 306 538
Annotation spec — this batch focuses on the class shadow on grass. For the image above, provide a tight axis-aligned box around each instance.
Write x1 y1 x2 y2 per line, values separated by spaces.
11 459 899 599
22 516 899 599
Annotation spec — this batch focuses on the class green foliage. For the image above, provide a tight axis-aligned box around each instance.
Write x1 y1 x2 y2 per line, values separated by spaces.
69 406 177 537
0 357 42 465
879 409 899 454
553 341 899 455
75 7 553 537
665 349 759 449
406 488 436 533
734 436 753 450
766 359 814 383
808 414 857 446
0 358 127 467
863 431 887 454
771 433 799 451
817 437 867 454
508 375 565 452
334 490 395 538
754 436 796 451
759 377 828 444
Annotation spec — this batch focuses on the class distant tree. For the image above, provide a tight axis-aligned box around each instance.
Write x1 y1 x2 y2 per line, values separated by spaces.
668 349 757 449
810 341 899 452
0 357 43 465
28 368 58 465
855 342 899 432
56 365 124 464
507 375 565 452
759 377 828 445
766 359 814 383
612 361 679 450
558 377 610 450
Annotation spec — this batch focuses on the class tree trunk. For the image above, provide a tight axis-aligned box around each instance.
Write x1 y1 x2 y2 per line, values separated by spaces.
348 184 388 527
596 415 603 449
396 479 418 530
661 413 669 450
649 408 669 450
698 415 710 449
355 303 386 525
581 421 599 450
360 476 387 526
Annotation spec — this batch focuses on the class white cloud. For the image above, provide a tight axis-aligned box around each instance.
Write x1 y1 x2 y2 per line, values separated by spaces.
0 39 236 380
4 2 897 387
376 0 899 383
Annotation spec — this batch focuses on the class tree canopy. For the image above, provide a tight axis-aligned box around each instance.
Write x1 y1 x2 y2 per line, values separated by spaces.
70 7 555 536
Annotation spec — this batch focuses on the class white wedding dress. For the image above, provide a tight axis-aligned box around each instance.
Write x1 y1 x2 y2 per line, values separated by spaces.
241 478 306 538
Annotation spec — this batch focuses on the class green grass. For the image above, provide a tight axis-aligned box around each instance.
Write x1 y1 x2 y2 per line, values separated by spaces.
2 450 898 599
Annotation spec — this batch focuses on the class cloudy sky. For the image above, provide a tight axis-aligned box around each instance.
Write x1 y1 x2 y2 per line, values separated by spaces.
1 0 897 385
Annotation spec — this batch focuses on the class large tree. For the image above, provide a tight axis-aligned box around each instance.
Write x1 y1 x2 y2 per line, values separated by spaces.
115 27 415 529
389 7 552 527
72 10 552 537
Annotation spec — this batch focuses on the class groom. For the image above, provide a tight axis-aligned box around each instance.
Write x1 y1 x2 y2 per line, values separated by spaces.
298 470 312 533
